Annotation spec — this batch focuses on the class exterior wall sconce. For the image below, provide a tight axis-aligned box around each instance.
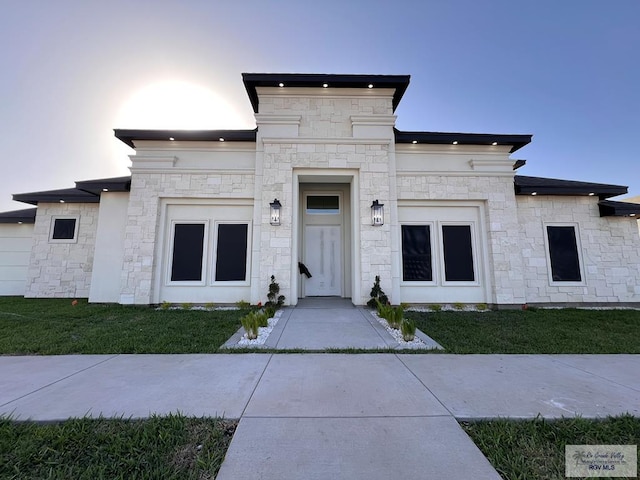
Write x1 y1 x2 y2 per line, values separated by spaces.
270 199 282 226
371 200 384 226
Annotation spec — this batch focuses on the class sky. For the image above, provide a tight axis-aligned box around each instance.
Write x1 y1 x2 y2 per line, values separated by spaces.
1 0 639 212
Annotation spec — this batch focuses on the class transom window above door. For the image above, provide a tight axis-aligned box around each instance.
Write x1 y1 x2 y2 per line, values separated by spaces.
306 195 340 214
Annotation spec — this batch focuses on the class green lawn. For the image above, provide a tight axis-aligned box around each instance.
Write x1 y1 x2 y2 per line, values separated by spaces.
0 414 236 480
0 297 243 354
463 415 640 480
406 308 640 354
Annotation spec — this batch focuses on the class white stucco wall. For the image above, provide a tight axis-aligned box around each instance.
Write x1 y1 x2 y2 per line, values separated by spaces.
517 195 640 303
88 192 129 303
0 223 34 295
25 203 99 298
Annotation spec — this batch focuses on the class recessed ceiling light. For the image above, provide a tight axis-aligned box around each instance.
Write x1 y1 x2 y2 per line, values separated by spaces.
102 188 109 192
169 137 175 141
630 213 637 217
18 221 23 224
219 137 225 142
368 84 373 88
531 192 537 196
278 83 284 87
452 141 458 145
492 142 498 146
322 83 328 88
412 140 418 144
588 192 595 196
59 199 65 203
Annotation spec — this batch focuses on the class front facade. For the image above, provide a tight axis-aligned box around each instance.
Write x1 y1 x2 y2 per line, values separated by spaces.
2 73 639 306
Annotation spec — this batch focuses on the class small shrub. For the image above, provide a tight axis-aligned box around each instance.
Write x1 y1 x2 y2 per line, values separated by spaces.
401 318 416 342
376 299 393 321
264 306 276 319
160 301 172 310
367 275 389 308
181 302 193 310
265 275 285 309
236 300 251 310
256 311 269 328
430 304 442 312
241 313 260 340
453 302 465 311
387 305 404 330
476 303 488 311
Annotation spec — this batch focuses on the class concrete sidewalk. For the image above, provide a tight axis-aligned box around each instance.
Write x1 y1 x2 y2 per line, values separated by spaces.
1 354 638 479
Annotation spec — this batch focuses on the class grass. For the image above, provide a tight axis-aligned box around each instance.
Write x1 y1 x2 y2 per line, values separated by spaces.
0 297 243 355
405 308 640 354
462 415 640 480
0 414 236 479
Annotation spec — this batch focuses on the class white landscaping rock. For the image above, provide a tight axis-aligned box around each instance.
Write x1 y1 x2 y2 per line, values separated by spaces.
238 310 283 346
370 311 427 349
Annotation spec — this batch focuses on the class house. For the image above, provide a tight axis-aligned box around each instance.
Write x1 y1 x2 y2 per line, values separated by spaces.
1 73 639 306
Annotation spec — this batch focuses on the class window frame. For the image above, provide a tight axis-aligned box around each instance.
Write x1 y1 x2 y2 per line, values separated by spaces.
166 220 208 286
304 193 341 215
400 222 436 285
211 221 252 286
543 223 586 286
49 216 79 244
439 222 478 285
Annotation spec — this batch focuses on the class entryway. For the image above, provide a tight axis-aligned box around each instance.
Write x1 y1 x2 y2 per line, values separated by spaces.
299 183 351 300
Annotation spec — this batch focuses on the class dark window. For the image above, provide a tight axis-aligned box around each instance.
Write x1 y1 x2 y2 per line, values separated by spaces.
52 218 76 240
547 226 581 282
170 224 205 281
401 225 433 281
442 225 475 281
306 195 339 214
215 224 248 281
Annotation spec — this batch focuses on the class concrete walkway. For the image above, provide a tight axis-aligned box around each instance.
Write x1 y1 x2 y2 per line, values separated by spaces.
1 354 639 479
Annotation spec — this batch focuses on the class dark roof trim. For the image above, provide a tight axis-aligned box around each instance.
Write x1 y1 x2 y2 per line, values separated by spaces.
13 188 99 206
242 73 411 113
598 200 640 217
513 159 526 170
75 176 131 195
0 208 37 224
114 129 257 149
515 175 628 200
395 129 532 153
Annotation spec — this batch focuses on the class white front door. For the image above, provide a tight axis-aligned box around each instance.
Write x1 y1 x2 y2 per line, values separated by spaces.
304 225 341 296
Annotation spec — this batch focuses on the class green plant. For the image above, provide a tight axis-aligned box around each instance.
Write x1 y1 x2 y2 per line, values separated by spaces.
205 302 216 309
180 302 193 310
401 318 416 342
453 302 465 311
376 299 393 321
240 312 260 340
160 301 172 310
264 306 277 319
429 304 442 312
476 303 488 311
235 300 250 310
256 310 269 328
265 275 285 309
367 275 389 308
388 305 404 329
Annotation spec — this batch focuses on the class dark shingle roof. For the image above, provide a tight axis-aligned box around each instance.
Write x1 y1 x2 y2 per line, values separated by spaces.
75 176 131 195
395 130 532 153
114 129 257 149
514 175 627 199
0 208 37 224
242 73 411 113
598 200 640 217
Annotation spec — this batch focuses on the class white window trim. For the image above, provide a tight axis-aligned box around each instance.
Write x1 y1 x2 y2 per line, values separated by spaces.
439 221 480 287
304 192 341 215
543 222 586 287
211 221 252 286
399 222 437 286
166 220 209 286
49 215 79 244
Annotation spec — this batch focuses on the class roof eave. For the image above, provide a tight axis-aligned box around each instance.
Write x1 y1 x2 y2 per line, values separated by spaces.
394 130 532 153
114 129 258 149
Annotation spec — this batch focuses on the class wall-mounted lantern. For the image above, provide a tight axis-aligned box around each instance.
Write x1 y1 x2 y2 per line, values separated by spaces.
371 199 384 226
270 199 282 226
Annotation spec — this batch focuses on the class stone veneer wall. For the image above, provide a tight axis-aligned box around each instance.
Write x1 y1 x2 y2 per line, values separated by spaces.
395 174 526 305
257 94 395 305
517 195 640 303
120 172 255 304
25 203 99 298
